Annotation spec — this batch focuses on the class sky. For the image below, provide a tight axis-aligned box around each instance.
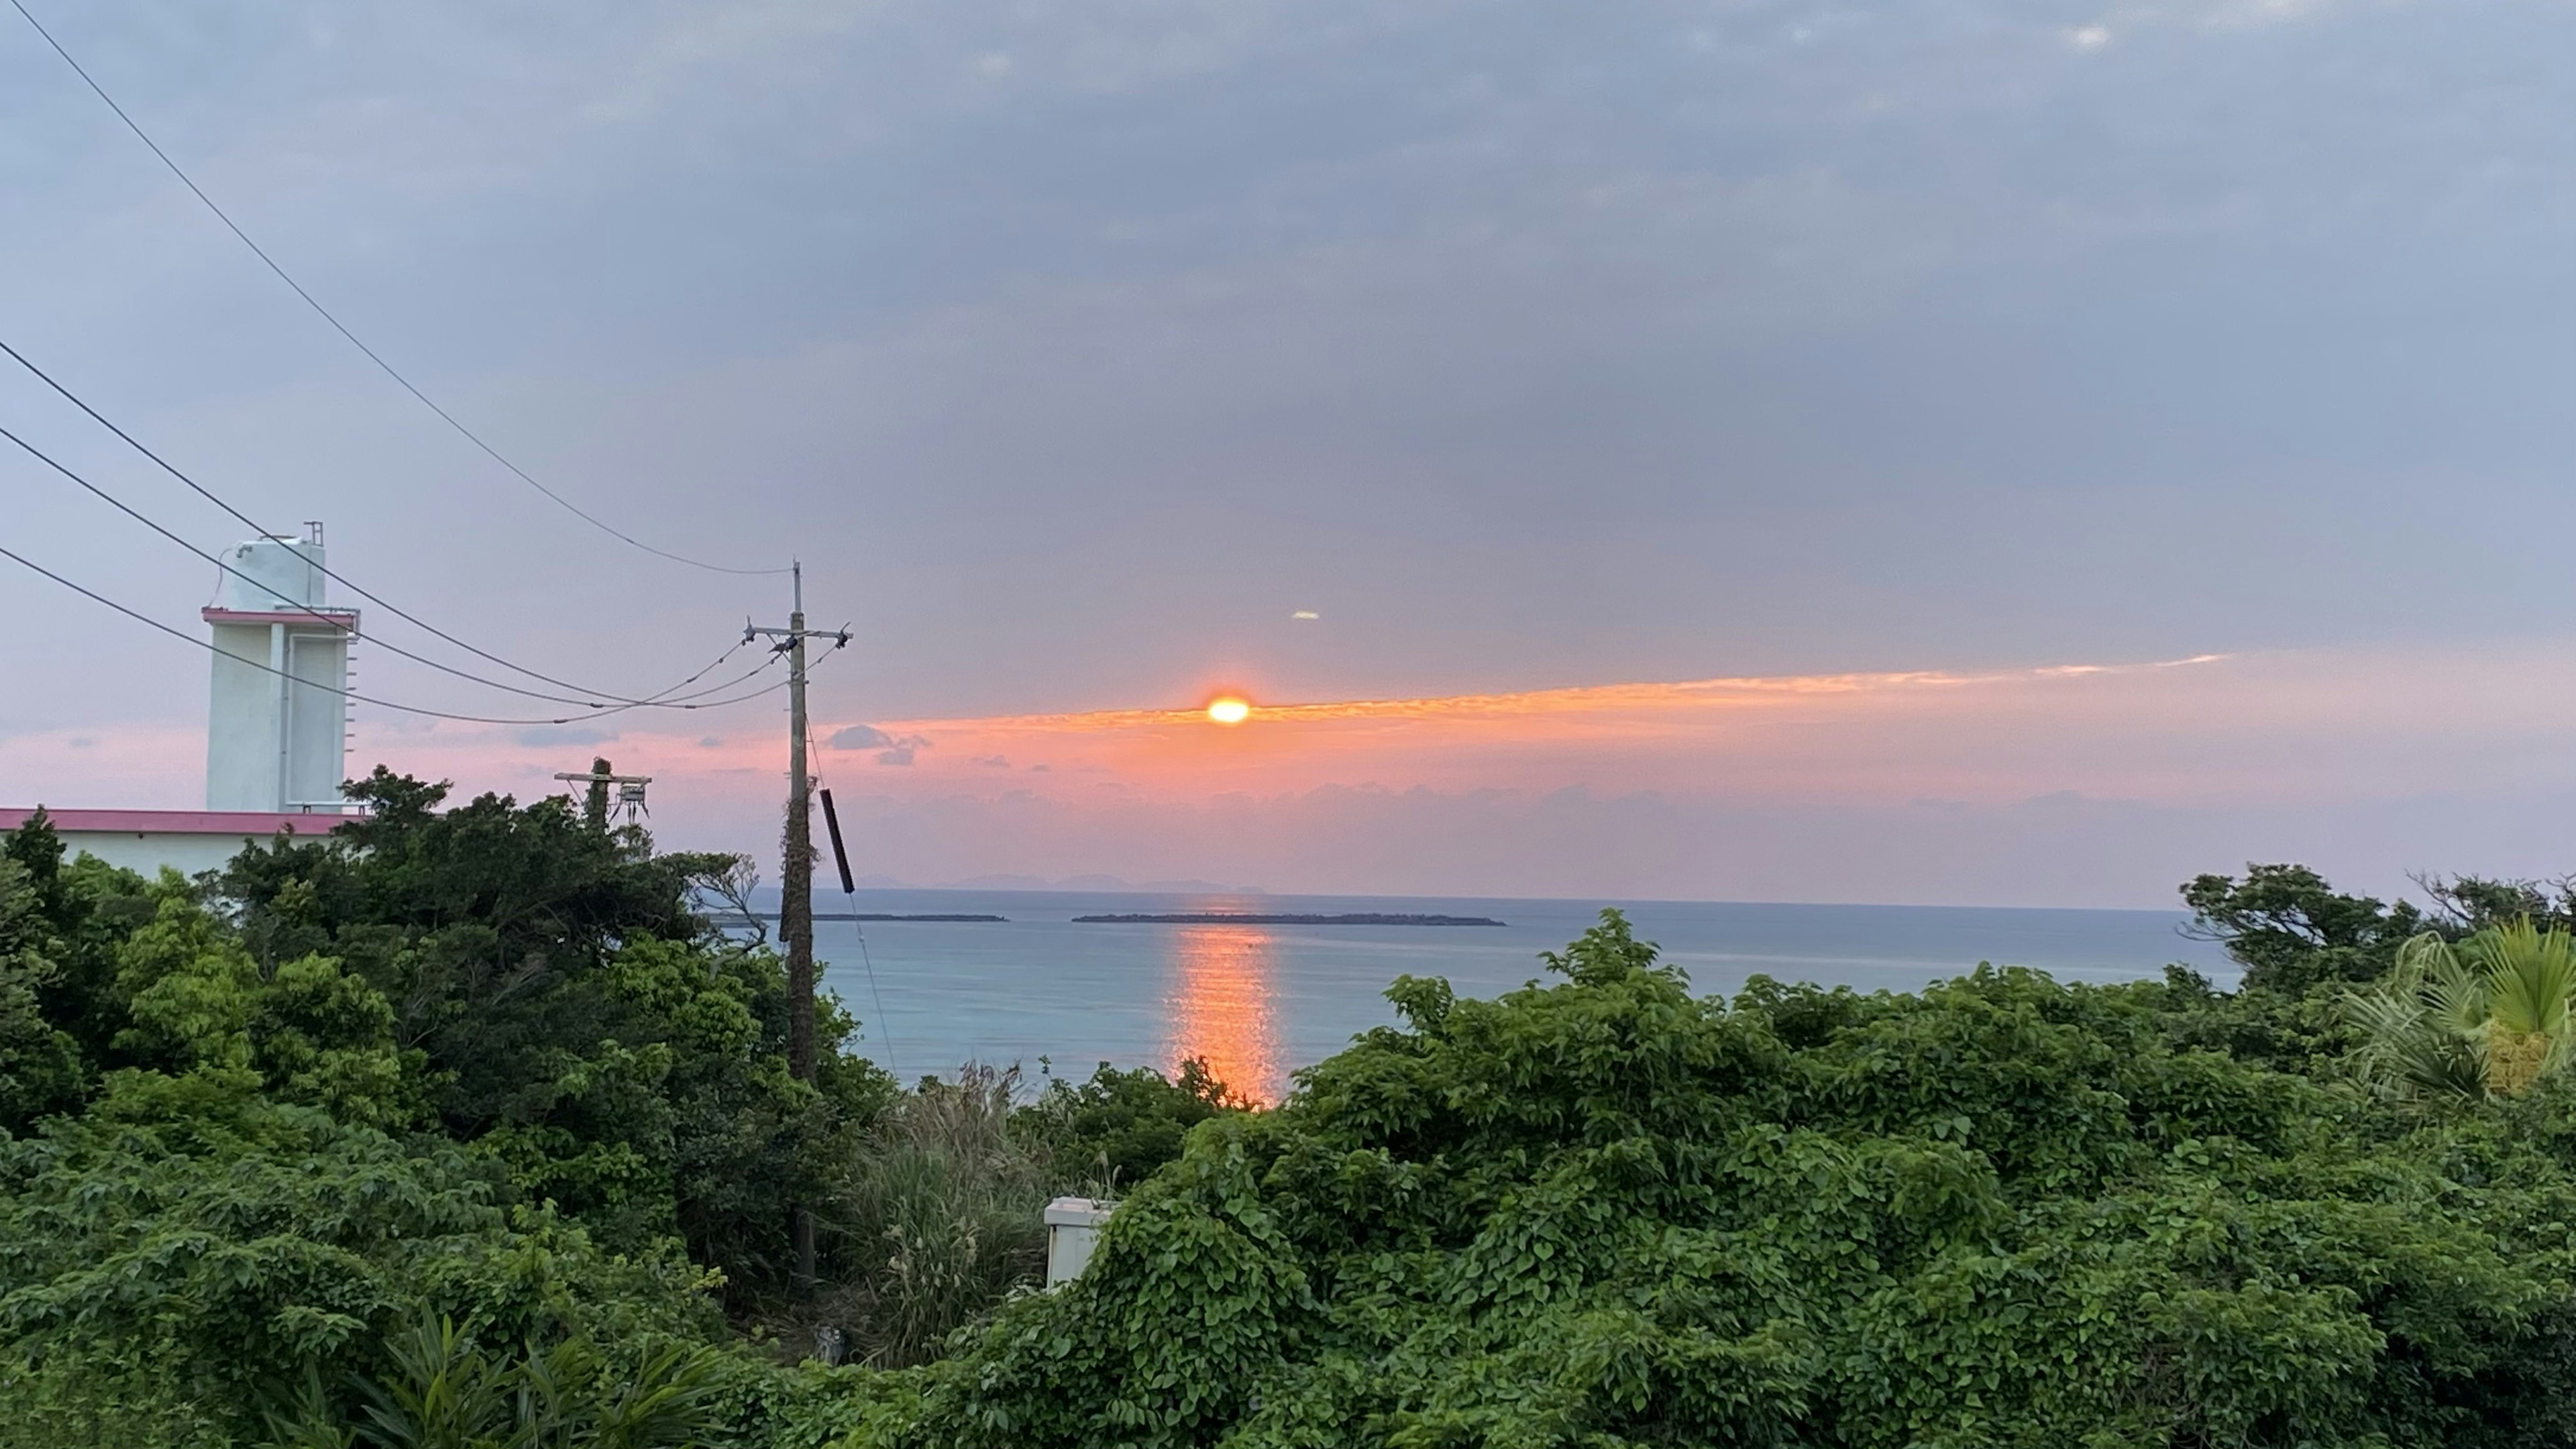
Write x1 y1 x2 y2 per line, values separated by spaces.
3 0 2574 906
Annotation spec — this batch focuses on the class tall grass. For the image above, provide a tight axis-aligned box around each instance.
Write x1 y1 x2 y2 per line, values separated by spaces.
823 1065 1051 1367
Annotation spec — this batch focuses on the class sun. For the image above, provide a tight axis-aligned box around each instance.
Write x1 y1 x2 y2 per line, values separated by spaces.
1205 696 1252 725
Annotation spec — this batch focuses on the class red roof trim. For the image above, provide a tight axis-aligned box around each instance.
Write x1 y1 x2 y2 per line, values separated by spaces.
0 808 356 836
201 607 358 629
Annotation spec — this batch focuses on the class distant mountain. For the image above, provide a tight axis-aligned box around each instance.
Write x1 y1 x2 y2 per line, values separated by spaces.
945 873 1269 894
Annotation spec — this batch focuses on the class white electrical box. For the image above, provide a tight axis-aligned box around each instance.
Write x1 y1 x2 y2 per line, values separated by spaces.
1044 1197 1114 1285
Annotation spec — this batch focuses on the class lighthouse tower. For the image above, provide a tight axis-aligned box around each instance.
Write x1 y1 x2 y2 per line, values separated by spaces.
203 523 357 813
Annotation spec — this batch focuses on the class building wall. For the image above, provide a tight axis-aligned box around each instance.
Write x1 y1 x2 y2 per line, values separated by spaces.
285 631 349 808
58 829 274 879
208 621 350 810
207 621 282 810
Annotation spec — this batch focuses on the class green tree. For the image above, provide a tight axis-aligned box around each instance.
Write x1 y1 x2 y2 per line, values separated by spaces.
0 859 83 1134
2182 863 2423 992
0 808 156 1120
207 770 893 1296
109 881 418 1126
1017 1057 1244 1194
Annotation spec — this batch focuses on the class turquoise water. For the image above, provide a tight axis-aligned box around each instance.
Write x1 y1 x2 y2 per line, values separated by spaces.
794 891 2233 1102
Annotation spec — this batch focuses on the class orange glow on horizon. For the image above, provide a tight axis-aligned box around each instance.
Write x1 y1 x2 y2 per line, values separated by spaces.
1206 695 1252 724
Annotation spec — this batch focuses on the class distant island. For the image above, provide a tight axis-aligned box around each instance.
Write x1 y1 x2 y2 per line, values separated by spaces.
709 911 1008 923
1073 912 1507 927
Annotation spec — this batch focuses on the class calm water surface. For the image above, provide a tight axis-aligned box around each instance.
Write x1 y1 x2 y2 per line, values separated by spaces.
798 891 2233 1102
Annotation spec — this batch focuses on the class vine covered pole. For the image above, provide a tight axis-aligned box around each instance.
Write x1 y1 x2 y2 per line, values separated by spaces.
745 561 849 1298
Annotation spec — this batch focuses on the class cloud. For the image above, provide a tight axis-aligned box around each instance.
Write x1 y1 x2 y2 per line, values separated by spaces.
30 642 2576 906
973 755 1010 768
828 724 936 763
877 736 932 766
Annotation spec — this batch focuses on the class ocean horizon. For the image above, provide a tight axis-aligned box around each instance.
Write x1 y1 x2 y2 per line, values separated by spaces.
735 887 2239 1102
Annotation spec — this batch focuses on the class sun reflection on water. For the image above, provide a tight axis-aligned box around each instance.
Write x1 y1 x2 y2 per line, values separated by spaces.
1165 924 1281 1105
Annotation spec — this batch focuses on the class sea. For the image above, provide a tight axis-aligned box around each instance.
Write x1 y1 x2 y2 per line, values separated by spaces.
786 891 2237 1103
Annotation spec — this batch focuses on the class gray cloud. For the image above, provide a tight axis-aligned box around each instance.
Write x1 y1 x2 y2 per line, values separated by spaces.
830 722 930 765
9 1 2576 899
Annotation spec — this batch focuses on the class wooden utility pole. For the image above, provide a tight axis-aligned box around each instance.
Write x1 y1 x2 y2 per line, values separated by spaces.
784 582 815 1083
746 564 849 1297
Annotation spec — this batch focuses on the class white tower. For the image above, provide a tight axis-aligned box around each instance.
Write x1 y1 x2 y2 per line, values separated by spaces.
203 523 357 812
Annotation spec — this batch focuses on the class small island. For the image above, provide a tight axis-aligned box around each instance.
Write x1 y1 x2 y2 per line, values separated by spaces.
1073 911 1506 926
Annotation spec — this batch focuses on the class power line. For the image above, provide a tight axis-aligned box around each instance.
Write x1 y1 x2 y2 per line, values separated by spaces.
0 336 765 706
804 715 898 1081
0 540 814 726
5 0 792 578
0 416 769 710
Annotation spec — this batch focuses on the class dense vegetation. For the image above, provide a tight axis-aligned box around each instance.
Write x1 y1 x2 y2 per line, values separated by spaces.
9 785 2576 1445
0 776 1224 1446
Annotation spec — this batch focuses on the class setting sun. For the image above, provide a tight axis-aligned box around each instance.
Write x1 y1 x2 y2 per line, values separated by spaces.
1206 696 1252 725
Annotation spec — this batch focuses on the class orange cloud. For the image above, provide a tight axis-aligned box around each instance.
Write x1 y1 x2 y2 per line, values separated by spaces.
826 653 2249 801
21 642 2576 904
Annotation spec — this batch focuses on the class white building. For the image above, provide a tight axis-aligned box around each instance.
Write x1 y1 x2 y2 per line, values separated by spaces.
205 528 356 812
1 525 360 876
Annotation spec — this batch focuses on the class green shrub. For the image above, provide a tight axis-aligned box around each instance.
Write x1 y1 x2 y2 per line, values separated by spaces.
0 1069 720 1446
259 1316 729 1449
867 911 2576 1448
1018 1057 1245 1195
819 1065 1051 1368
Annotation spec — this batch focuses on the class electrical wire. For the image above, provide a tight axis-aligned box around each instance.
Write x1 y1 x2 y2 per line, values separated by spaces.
0 333 762 704
852 926 898 1083
0 539 816 725
0 417 767 710
806 714 898 1081
5 0 791 579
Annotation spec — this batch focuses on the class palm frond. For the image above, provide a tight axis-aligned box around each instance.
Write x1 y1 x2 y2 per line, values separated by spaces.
2345 975 2487 1102
2471 917 2576 1039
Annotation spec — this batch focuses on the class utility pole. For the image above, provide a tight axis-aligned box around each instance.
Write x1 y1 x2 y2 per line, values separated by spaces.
746 562 849 1297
